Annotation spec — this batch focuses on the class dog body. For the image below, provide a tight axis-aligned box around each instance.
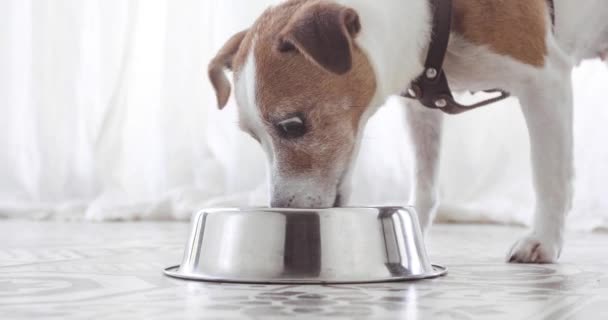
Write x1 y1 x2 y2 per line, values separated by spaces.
209 0 608 263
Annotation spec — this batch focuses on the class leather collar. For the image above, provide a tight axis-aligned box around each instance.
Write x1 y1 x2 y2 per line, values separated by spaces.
403 0 555 115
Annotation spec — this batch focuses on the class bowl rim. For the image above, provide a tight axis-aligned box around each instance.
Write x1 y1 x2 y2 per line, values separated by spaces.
163 264 448 285
192 206 417 214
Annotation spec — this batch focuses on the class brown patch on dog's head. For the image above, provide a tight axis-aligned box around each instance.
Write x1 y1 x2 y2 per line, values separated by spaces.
209 0 377 208
277 1 361 75
254 0 376 175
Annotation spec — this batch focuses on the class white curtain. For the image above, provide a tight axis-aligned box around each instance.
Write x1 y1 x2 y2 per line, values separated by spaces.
1 0 607 231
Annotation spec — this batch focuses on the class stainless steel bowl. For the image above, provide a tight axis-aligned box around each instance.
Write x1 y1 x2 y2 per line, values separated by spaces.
164 207 447 284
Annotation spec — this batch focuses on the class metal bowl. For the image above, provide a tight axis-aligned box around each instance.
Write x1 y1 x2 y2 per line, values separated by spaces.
164 207 447 284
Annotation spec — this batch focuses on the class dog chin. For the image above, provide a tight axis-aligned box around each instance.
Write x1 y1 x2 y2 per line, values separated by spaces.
270 188 341 209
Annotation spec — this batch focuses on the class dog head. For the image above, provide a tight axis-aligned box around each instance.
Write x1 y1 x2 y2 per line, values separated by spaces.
209 0 378 208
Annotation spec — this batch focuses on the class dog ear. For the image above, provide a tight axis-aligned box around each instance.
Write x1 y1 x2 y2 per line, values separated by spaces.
278 2 361 75
208 30 248 110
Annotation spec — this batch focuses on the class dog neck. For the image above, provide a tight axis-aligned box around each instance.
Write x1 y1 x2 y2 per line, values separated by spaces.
336 0 433 107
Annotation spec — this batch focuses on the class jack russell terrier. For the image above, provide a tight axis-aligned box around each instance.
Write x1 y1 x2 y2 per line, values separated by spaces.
208 0 608 263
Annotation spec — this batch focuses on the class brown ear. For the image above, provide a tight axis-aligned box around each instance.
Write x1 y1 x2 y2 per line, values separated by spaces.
208 30 248 110
278 2 361 75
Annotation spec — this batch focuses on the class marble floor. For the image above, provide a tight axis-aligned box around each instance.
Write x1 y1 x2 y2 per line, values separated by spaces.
1 221 607 320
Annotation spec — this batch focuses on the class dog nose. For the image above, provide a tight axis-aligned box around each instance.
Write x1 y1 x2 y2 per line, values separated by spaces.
270 200 287 208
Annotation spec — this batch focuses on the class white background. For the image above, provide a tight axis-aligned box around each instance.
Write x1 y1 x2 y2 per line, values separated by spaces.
1 0 607 230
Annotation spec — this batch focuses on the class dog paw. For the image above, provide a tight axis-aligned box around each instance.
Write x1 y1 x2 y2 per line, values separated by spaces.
507 234 562 264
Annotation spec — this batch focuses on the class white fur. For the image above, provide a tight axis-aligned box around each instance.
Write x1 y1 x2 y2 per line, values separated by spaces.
554 0 608 62
237 42 277 157
234 43 277 199
403 98 443 234
335 0 431 106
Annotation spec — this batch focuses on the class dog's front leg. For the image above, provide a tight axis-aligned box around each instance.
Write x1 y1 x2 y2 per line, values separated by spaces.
403 98 444 235
508 68 575 264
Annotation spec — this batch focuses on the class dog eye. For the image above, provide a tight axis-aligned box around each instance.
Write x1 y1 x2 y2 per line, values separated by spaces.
276 116 307 139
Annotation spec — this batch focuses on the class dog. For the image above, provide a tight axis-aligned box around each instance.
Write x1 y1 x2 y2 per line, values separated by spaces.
208 0 608 263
